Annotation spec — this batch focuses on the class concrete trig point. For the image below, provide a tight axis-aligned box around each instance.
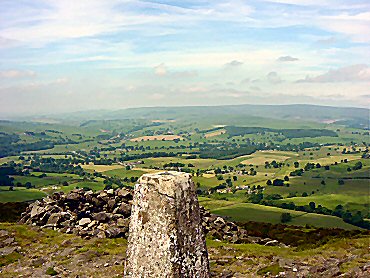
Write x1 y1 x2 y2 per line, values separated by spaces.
124 171 210 278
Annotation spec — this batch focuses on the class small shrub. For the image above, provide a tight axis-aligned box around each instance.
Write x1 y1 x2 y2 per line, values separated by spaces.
46 267 58 276
257 264 284 275
281 212 292 223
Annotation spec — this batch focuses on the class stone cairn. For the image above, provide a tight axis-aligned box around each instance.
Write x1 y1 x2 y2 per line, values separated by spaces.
19 175 283 247
124 171 210 277
19 188 133 239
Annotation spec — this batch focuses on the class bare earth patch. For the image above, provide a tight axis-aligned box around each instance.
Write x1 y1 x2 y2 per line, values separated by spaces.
151 119 176 123
130 135 183 142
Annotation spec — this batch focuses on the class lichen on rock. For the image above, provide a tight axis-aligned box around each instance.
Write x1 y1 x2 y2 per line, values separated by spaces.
124 171 210 278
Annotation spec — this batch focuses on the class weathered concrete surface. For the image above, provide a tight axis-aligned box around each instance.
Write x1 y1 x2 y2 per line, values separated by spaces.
124 171 210 278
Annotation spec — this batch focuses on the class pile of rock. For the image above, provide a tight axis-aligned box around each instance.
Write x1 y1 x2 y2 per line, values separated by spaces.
200 207 285 246
19 188 133 239
19 188 284 246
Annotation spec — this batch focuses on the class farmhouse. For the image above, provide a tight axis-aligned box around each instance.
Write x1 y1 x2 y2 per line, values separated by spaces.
216 188 233 194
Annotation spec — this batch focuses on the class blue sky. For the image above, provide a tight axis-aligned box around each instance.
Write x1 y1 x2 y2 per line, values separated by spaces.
0 0 369 116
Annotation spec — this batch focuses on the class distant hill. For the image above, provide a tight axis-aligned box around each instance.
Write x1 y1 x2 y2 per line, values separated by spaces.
12 104 370 129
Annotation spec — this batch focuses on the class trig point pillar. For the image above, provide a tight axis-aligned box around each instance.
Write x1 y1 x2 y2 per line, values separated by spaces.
124 171 210 278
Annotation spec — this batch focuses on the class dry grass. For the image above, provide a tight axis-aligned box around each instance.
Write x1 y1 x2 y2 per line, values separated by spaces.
241 153 292 165
298 155 359 165
202 173 215 178
204 129 226 138
81 164 125 172
130 135 183 142
132 167 160 173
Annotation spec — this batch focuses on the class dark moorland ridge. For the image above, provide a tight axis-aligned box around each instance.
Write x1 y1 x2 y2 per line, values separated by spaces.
9 103 369 125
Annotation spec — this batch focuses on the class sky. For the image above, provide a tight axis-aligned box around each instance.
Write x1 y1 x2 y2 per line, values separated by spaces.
0 0 369 117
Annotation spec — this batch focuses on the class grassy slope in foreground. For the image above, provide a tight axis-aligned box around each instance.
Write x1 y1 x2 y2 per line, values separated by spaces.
0 223 369 277
200 199 360 230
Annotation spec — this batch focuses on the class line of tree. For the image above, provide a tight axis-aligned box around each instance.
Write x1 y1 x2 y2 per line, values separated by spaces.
225 126 338 139
119 151 178 161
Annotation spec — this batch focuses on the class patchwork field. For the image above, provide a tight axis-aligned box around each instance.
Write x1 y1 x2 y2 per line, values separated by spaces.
0 105 369 231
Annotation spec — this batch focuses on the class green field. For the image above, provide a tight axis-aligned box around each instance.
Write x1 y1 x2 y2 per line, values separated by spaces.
200 198 360 230
12 175 75 189
59 181 106 192
103 168 145 179
0 187 46 202
274 194 369 214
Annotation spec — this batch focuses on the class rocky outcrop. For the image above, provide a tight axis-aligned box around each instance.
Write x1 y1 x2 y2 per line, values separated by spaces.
124 171 209 277
0 229 21 258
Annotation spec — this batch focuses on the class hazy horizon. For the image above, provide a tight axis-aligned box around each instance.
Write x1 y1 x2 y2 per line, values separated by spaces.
1 0 370 117
1 102 368 121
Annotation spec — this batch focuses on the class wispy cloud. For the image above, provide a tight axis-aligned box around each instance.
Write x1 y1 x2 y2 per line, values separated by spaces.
0 0 369 115
318 12 370 43
0 0 255 47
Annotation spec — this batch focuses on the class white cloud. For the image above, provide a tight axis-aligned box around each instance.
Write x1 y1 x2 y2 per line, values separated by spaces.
224 60 244 67
315 36 337 45
277 56 299 62
0 70 36 78
149 93 165 100
266 71 283 84
0 0 369 50
154 63 168 76
0 0 369 116
171 70 198 78
0 1 167 46
54 78 69 84
297 64 370 83
0 0 254 46
240 78 250 85
254 2 370 43
318 12 370 43
266 0 370 8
